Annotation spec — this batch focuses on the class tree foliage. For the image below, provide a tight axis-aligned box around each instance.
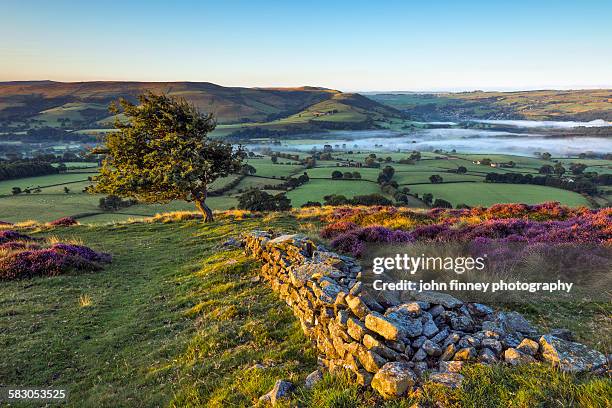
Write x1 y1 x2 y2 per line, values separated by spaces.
90 93 244 221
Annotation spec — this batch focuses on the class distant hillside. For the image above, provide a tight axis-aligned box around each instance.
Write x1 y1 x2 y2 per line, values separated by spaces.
0 81 340 128
369 89 612 121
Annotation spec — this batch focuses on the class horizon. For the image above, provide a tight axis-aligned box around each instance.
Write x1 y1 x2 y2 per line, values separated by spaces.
1 79 611 94
2 1 612 91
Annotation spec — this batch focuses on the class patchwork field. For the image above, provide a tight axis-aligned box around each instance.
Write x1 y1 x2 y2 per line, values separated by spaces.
2 147 609 224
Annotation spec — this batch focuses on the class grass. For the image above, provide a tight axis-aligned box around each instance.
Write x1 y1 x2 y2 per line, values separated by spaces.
286 179 387 206
0 215 609 407
0 217 317 407
410 182 591 207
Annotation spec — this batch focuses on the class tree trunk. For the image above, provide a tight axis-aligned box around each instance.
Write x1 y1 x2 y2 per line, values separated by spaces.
195 197 214 223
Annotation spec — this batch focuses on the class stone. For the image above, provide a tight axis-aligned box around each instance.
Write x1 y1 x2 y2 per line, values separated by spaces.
347 318 368 341
363 334 400 360
421 314 439 337
382 310 424 339
354 369 373 386
357 345 387 373
481 338 503 354
346 295 371 319
428 304 446 318
337 310 349 327
439 360 465 373
414 291 463 309
458 335 480 349
453 347 476 361
443 332 461 347
386 340 406 353
478 348 499 364
305 370 323 389
429 328 450 345
411 335 428 349
349 281 363 295
496 311 537 335
504 348 536 366
450 315 474 332
502 333 523 349
440 344 456 361
516 338 539 356
371 362 416 398
422 340 442 357
404 302 422 316
412 347 427 362
539 335 607 373
365 312 402 341
428 373 464 389
259 380 294 405
468 303 494 317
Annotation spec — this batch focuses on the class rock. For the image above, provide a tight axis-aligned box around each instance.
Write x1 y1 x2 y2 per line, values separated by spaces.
501 333 523 348
349 281 362 295
478 348 499 363
357 345 387 373
347 318 368 341
443 332 461 347
222 237 242 247
504 348 536 366
458 335 480 349
428 304 445 318
539 335 607 373
450 314 474 332
421 314 439 337
382 310 423 339
481 338 503 354
371 362 416 398
305 370 323 389
440 344 456 361
428 373 464 389
403 302 422 316
516 338 539 356
414 291 463 309
412 347 427 362
363 334 401 360
354 369 373 387
346 295 371 319
422 340 442 357
439 360 465 373
429 328 450 345
468 303 494 317
496 311 537 335
453 347 476 361
259 380 294 405
365 312 403 341
411 335 428 349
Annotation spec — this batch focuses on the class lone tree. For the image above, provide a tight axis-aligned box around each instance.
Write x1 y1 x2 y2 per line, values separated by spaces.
90 93 244 222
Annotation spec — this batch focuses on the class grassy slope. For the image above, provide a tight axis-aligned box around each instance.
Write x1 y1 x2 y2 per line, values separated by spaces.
0 81 337 126
1 216 610 407
368 89 612 121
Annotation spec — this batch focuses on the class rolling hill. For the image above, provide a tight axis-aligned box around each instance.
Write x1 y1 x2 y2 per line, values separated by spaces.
368 89 612 121
0 81 401 134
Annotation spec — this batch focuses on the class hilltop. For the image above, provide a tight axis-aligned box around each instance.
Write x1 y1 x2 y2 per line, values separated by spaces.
0 208 610 406
368 89 612 121
0 81 401 134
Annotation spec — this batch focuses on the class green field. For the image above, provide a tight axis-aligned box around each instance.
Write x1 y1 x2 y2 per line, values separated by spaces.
410 182 591 207
286 179 388 206
1 145 609 224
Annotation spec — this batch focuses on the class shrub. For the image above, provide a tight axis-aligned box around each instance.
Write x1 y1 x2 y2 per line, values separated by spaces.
237 189 291 211
48 217 78 226
0 231 111 280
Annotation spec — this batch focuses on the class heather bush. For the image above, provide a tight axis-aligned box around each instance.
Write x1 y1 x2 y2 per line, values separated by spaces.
48 217 78 226
0 230 111 280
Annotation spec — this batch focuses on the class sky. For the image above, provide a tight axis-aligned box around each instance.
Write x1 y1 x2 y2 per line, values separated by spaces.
1 0 611 92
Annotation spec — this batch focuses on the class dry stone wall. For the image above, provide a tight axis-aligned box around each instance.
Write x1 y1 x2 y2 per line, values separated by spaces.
243 231 609 398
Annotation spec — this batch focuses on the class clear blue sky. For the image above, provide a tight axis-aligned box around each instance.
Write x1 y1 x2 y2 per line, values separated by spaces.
1 0 611 91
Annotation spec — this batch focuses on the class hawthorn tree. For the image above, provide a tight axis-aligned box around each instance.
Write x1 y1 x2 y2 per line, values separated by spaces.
90 92 244 222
